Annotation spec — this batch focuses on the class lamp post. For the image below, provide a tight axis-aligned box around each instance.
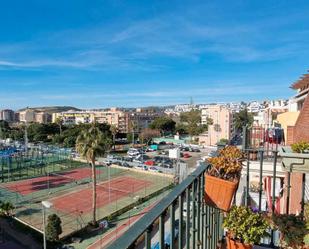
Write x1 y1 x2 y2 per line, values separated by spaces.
42 200 53 249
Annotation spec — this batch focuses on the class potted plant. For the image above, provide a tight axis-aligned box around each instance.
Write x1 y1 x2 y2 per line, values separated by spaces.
279 141 309 173
223 206 269 249
271 213 307 249
205 146 244 211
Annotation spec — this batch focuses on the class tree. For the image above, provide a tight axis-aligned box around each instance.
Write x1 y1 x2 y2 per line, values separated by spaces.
110 125 118 150
139 128 161 144
76 125 111 225
180 110 206 136
128 120 138 146
45 214 62 242
149 117 176 135
0 121 10 139
175 123 187 135
0 201 14 216
54 117 63 135
234 109 254 132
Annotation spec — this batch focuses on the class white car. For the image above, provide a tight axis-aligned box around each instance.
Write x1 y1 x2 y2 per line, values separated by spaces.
127 148 141 157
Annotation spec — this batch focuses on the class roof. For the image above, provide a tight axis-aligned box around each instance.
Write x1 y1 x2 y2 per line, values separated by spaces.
291 70 309 90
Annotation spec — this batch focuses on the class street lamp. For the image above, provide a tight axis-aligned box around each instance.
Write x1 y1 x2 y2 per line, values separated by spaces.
42 200 53 249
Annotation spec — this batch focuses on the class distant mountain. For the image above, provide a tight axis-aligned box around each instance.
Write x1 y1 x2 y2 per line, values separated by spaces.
17 106 81 114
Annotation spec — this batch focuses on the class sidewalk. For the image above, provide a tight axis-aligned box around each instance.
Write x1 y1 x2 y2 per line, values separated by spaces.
87 202 157 249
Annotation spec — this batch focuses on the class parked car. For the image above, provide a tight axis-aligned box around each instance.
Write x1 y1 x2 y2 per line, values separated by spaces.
148 166 161 172
121 162 131 168
192 148 201 152
183 153 191 158
145 160 155 166
127 148 141 157
123 157 133 162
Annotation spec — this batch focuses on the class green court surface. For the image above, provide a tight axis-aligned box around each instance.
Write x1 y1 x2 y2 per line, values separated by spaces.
0 164 173 237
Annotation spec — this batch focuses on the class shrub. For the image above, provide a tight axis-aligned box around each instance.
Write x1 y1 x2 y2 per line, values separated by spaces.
0 201 14 216
223 206 269 245
207 146 244 181
291 141 309 153
46 214 62 242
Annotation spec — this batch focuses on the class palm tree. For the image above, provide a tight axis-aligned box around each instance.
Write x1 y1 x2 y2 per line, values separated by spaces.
234 109 254 133
130 120 138 147
110 125 118 151
55 117 63 135
76 124 111 225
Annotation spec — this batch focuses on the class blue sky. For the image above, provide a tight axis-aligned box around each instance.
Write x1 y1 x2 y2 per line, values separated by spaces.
1 0 309 110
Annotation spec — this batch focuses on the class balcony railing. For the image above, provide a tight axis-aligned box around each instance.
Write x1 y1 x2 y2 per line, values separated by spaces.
106 163 223 249
107 143 308 248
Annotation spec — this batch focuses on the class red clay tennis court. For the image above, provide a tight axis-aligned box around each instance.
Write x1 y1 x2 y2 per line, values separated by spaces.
51 176 152 214
3 168 100 195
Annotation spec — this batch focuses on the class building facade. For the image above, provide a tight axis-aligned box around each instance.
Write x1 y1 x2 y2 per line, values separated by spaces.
52 108 164 134
199 105 233 146
0 109 15 122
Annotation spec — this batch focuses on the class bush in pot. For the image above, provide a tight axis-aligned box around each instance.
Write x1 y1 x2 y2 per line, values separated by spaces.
279 141 309 173
205 146 244 211
291 141 309 154
271 213 307 249
223 206 269 249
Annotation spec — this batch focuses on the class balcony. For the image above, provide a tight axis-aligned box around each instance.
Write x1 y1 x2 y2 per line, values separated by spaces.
106 162 223 249
106 147 308 249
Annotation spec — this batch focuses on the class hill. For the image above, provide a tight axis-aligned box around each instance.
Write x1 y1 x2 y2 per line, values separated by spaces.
17 106 81 114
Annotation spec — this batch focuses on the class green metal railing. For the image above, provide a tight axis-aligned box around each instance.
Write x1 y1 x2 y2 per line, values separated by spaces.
106 163 223 249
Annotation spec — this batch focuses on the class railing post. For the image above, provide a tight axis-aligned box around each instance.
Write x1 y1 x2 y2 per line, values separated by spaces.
211 208 215 249
259 150 264 211
271 151 278 213
286 169 291 214
202 202 205 249
197 176 201 248
159 212 165 249
192 180 197 249
205 205 210 249
145 225 152 249
245 151 250 207
179 193 184 249
270 150 278 246
301 173 306 217
186 186 191 249
170 202 175 249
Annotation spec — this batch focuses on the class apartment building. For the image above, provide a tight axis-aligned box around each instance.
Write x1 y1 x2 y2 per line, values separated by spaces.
52 108 163 133
34 112 52 124
127 108 163 133
199 105 233 146
18 109 52 124
18 109 35 123
0 109 15 122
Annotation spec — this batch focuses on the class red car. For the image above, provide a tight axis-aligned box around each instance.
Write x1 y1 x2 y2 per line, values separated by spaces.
183 153 191 158
144 160 155 166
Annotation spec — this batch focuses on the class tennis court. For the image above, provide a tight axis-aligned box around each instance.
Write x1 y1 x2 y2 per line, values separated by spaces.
0 164 173 237
3 168 99 195
52 176 151 214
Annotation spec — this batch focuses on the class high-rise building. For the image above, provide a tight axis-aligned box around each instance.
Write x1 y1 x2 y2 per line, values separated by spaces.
0 109 15 122
199 105 233 146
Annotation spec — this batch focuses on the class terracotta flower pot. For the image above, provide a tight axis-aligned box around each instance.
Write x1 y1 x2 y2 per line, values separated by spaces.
226 236 252 249
204 174 238 211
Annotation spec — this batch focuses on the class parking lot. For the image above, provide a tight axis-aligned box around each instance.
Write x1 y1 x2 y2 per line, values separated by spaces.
101 145 213 175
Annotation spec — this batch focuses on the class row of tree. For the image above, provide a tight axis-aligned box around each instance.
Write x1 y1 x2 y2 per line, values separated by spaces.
149 110 213 137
